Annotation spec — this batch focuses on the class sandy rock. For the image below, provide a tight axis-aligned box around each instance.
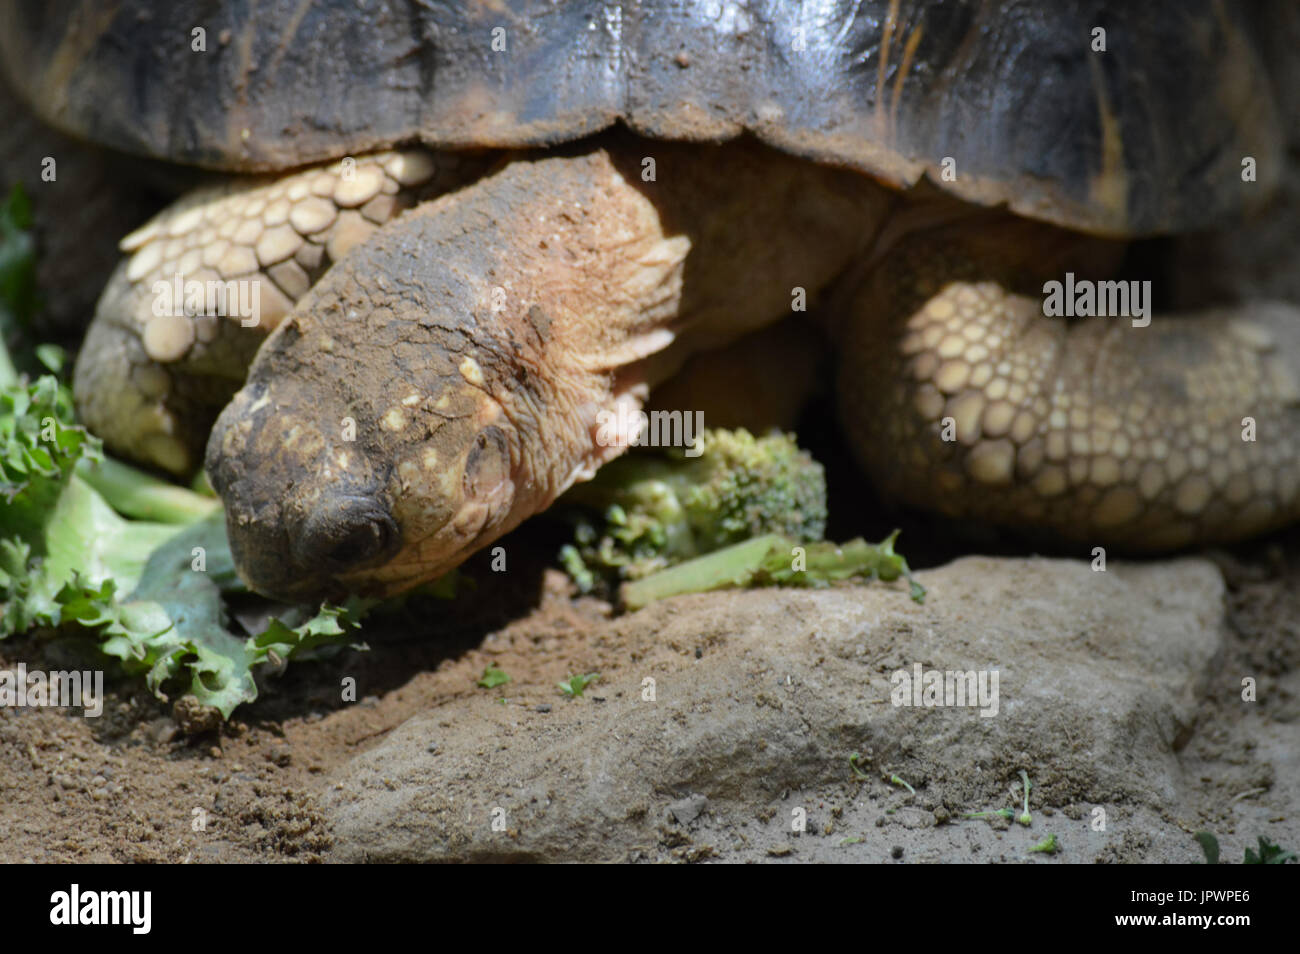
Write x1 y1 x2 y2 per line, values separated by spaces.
324 556 1226 862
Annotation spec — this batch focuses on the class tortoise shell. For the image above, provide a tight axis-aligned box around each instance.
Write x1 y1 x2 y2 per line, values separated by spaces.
0 0 1285 235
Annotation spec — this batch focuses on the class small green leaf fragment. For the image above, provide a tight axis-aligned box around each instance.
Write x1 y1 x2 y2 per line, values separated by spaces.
558 672 599 698
1017 769 1032 826
888 774 916 797
1244 836 1296 864
1028 833 1059 854
1195 831 1220 865
849 751 870 781
962 808 1015 821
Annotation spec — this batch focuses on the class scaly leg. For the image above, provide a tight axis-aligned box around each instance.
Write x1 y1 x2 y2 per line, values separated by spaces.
838 217 1300 549
72 150 485 473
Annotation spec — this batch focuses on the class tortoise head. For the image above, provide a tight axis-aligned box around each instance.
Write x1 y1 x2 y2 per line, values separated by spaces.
205 310 539 602
205 148 692 602
203 260 614 602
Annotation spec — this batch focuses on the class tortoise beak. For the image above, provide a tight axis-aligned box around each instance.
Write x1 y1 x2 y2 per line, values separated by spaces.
204 377 403 601
285 493 401 577
215 487 401 603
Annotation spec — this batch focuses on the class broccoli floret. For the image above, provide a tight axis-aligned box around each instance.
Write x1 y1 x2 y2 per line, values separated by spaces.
559 428 827 587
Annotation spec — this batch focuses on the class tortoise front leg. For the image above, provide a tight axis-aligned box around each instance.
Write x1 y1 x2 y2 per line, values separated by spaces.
839 218 1300 549
72 150 474 474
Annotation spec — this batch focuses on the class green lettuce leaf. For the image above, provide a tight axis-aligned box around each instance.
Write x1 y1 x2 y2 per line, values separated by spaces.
0 336 372 717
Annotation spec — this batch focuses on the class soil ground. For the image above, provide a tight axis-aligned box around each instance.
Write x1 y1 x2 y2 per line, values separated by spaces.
1 512 1296 864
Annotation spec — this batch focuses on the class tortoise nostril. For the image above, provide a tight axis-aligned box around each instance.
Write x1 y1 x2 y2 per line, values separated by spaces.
325 519 392 567
290 495 399 573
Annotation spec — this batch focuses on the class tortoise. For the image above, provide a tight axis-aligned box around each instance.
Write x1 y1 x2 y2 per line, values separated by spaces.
2 0 1297 602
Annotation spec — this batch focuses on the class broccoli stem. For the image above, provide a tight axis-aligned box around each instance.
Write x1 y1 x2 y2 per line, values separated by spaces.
75 455 220 524
619 534 782 608
619 531 926 610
